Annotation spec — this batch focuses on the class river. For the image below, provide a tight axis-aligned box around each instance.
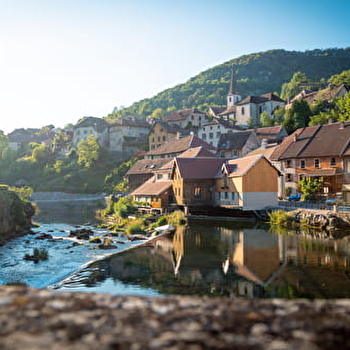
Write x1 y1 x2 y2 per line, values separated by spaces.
2 199 350 299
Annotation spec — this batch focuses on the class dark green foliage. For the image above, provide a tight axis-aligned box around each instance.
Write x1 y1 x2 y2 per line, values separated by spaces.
113 197 137 218
24 248 49 262
156 216 167 226
283 100 312 133
116 48 350 118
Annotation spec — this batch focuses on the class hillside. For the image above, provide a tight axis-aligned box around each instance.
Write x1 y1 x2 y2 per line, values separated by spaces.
119 48 350 117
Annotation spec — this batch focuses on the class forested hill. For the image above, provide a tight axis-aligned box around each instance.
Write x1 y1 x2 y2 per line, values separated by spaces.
118 48 350 117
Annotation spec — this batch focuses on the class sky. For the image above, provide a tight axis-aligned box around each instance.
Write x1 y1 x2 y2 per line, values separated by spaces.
0 0 349 134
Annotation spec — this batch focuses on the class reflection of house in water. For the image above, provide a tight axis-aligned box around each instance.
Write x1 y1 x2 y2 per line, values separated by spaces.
231 229 283 297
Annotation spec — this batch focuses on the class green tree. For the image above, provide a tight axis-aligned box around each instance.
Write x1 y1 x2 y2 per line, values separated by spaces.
281 72 309 101
77 135 101 168
260 111 275 127
328 69 350 86
298 177 323 200
283 100 311 133
335 92 350 121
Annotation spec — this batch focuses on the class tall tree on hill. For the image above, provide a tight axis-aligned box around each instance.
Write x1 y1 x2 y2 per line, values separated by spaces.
283 100 311 133
280 72 309 101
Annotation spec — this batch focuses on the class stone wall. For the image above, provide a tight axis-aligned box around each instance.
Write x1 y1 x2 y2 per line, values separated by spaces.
0 286 350 349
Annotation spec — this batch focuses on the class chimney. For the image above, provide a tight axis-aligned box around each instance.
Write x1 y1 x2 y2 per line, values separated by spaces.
176 132 181 140
340 122 345 130
294 133 298 142
261 139 268 150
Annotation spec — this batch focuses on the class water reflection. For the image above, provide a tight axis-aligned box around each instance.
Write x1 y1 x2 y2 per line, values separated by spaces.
56 221 350 299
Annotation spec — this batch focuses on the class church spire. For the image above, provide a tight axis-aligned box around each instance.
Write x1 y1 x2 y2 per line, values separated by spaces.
227 68 241 107
228 68 239 95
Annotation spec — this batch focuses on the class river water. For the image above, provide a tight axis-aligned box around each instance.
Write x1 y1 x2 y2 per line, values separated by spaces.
2 200 350 299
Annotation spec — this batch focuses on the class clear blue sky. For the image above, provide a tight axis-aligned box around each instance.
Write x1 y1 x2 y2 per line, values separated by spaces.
0 0 349 133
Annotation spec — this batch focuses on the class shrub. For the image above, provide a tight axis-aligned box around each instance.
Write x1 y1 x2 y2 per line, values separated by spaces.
24 248 49 262
167 210 187 226
156 216 167 226
268 210 290 226
126 219 147 235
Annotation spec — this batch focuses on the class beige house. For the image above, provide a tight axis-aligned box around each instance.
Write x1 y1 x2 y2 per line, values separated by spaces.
163 108 208 129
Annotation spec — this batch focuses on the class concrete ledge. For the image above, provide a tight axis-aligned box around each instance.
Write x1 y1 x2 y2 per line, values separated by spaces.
1 286 350 349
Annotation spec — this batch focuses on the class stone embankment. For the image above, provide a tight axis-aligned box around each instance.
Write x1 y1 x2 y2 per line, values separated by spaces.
1 286 350 350
290 209 350 232
31 192 106 202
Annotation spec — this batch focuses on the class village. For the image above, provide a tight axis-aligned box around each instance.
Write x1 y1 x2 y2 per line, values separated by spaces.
5 70 350 215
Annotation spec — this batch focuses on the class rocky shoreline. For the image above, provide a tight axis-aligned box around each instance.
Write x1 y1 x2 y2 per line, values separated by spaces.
1 286 350 350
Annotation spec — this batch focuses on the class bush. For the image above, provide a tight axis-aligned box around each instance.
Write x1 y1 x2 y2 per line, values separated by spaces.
126 221 147 235
156 216 167 226
24 248 49 262
167 210 187 226
268 210 290 226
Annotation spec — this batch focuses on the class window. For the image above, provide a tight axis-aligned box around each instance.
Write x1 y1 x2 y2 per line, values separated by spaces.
232 149 238 157
241 107 245 115
300 159 306 169
156 174 163 180
285 160 292 168
224 191 228 199
158 136 161 142
162 136 166 141
209 132 213 139
194 187 201 198
285 174 293 182
314 159 320 168
330 157 336 166
216 132 221 138
202 133 206 140
152 137 155 142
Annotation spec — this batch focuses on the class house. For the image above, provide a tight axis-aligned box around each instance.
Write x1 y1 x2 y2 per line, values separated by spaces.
234 93 286 126
72 117 109 148
287 83 349 109
198 118 243 148
207 106 227 118
171 154 280 211
145 134 216 160
108 117 150 156
148 119 188 151
7 128 55 151
129 146 217 207
217 130 260 158
126 158 171 191
172 157 226 208
214 154 281 210
162 108 208 129
270 121 350 196
249 125 288 145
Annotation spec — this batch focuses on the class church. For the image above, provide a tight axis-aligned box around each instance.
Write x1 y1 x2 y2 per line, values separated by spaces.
218 70 286 126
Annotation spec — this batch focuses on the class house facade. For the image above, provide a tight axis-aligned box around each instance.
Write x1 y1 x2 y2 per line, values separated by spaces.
217 130 260 158
270 121 350 196
198 118 243 147
148 119 188 151
108 117 150 154
163 108 208 129
214 155 281 210
72 117 109 148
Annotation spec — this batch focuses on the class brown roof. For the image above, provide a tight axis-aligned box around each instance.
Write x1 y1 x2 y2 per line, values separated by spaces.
178 146 216 158
174 157 226 179
271 121 350 160
130 179 172 196
150 119 188 135
146 134 215 157
247 125 287 143
208 107 227 116
126 158 170 176
245 144 279 159
163 108 205 123
223 155 266 177
218 106 236 116
217 131 257 150
236 93 285 106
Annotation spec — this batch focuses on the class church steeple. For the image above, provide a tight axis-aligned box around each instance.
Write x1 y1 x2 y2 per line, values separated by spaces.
227 68 241 107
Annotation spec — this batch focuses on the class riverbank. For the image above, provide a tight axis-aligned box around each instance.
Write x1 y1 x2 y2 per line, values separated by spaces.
1 285 349 350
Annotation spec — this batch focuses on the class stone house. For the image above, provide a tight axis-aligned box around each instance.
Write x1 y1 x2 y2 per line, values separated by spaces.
198 118 243 148
217 130 260 158
148 119 188 151
72 117 109 148
163 108 208 129
108 117 150 156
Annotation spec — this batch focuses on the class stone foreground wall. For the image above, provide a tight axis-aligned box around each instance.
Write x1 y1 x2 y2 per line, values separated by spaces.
1 286 350 349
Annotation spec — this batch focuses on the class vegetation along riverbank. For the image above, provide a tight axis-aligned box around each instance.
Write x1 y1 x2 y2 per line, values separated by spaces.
0 185 35 244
